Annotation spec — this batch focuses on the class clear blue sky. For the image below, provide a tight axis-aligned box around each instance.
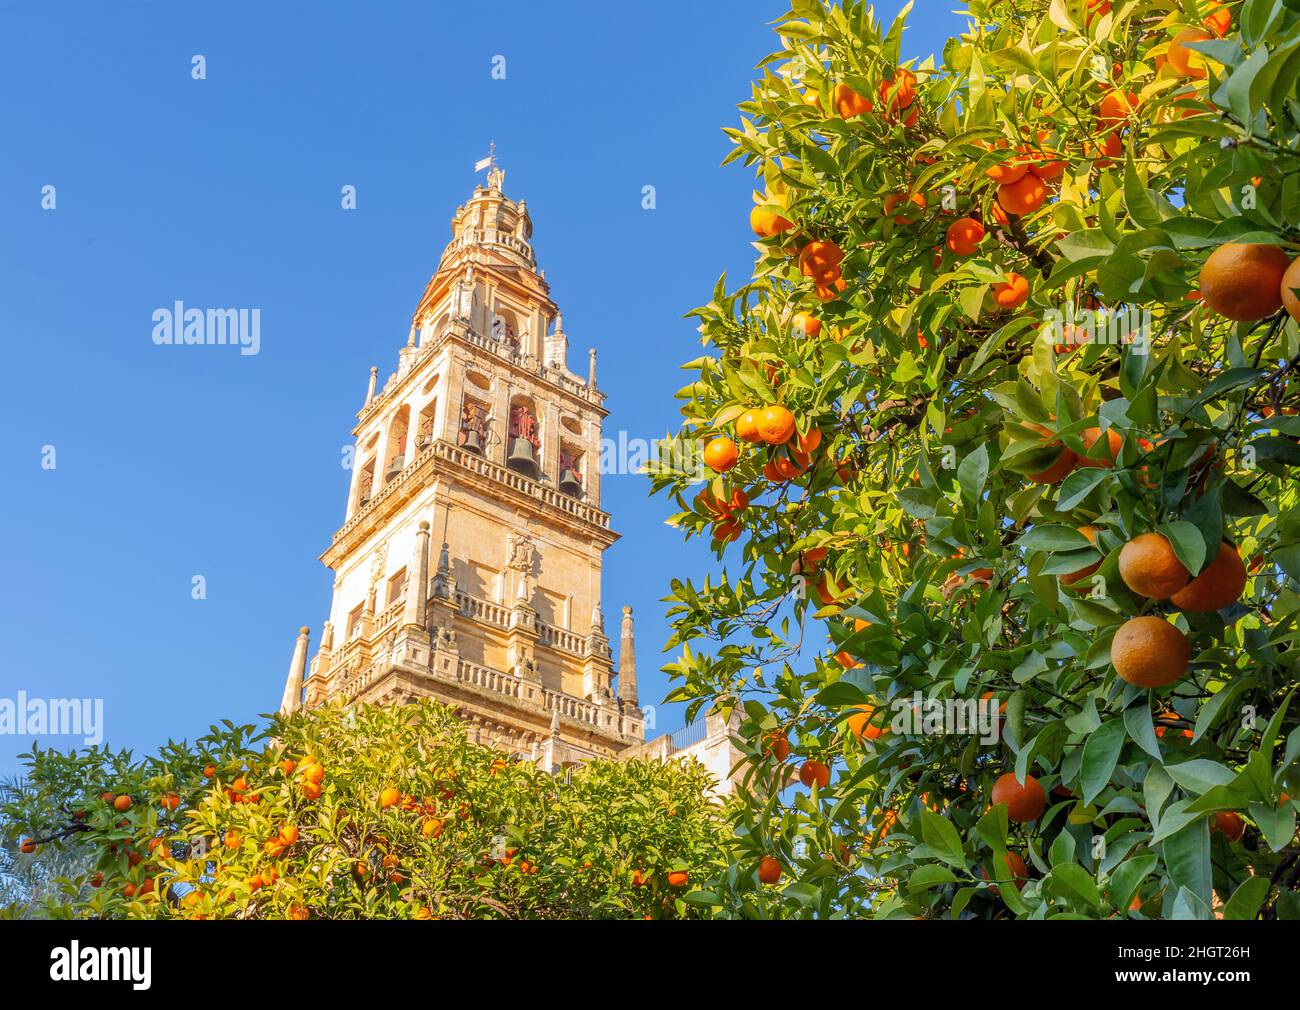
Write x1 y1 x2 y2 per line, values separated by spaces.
0 1 965 775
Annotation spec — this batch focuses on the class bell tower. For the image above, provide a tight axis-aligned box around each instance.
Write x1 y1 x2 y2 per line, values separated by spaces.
292 166 644 765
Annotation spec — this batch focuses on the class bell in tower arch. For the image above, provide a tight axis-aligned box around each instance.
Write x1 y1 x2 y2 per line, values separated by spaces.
506 403 540 478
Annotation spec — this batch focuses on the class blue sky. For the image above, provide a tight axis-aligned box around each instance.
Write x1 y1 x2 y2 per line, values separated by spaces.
0 1 966 775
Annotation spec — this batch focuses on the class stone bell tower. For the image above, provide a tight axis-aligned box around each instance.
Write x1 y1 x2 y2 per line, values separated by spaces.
286 165 644 765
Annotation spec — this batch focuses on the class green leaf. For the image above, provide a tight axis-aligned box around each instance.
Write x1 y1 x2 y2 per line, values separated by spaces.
1222 876 1271 920
1157 520 1207 577
1016 525 1092 551
919 809 967 869
908 864 958 892
1056 467 1112 511
958 443 989 503
1165 759 1237 795
1081 719 1126 805
1161 816 1213 912
1046 863 1103 912
1123 699 1163 761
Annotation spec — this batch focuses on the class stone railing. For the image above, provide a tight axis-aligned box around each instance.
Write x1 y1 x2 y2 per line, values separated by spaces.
374 598 404 637
537 622 586 657
456 659 523 701
330 437 611 549
455 591 511 629
433 440 611 528
544 689 599 727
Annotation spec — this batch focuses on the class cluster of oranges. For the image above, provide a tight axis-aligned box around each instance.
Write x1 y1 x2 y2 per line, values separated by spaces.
1107 533 1248 689
703 403 820 492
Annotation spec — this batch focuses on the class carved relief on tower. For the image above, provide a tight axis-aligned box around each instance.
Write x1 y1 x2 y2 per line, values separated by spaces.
506 531 538 604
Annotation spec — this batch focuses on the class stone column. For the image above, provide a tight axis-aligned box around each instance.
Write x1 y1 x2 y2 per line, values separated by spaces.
618 606 638 706
280 626 310 715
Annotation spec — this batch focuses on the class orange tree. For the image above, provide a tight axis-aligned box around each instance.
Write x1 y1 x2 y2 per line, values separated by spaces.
0 700 727 919
653 0 1300 919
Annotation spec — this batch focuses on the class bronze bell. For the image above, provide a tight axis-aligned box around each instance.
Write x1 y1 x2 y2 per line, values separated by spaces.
461 428 483 455
506 436 539 477
558 468 582 497
383 455 405 482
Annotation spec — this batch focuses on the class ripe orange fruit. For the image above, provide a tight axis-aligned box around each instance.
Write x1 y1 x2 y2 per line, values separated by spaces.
991 772 1046 823
1199 243 1290 321
703 436 739 473
288 904 310 920
847 704 886 740
1078 426 1122 467
631 869 648 887
1204 1 1231 37
1060 526 1102 588
1112 616 1191 687
878 68 917 117
122 883 137 898
986 158 1029 185
756 405 796 444
280 759 296 775
983 850 1029 894
19 838 36 854
278 824 299 845
422 817 445 839
792 312 821 338
945 217 985 256
815 573 848 606
1170 541 1247 612
814 275 846 301
1025 427 1077 484
379 786 401 809
1027 138 1065 179
667 870 690 887
161 792 180 811
1097 89 1138 127
301 781 322 800
113 794 133 812
757 855 783 884
835 650 862 669
883 191 926 225
799 760 831 790
763 733 791 761
992 272 1030 309
1213 811 1245 842
750 204 793 238
1168 28 1211 79
833 82 873 119
1118 533 1190 598
798 240 844 280
997 174 1047 216
736 409 763 444
1279 256 1300 322
224 830 243 850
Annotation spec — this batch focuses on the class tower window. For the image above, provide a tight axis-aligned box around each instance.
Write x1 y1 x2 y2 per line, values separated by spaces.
459 398 489 454
416 399 437 451
559 445 584 497
347 604 364 641
386 567 407 608
506 397 540 479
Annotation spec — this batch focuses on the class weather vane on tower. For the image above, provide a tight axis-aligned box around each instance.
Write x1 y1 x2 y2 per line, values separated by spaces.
475 142 503 189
